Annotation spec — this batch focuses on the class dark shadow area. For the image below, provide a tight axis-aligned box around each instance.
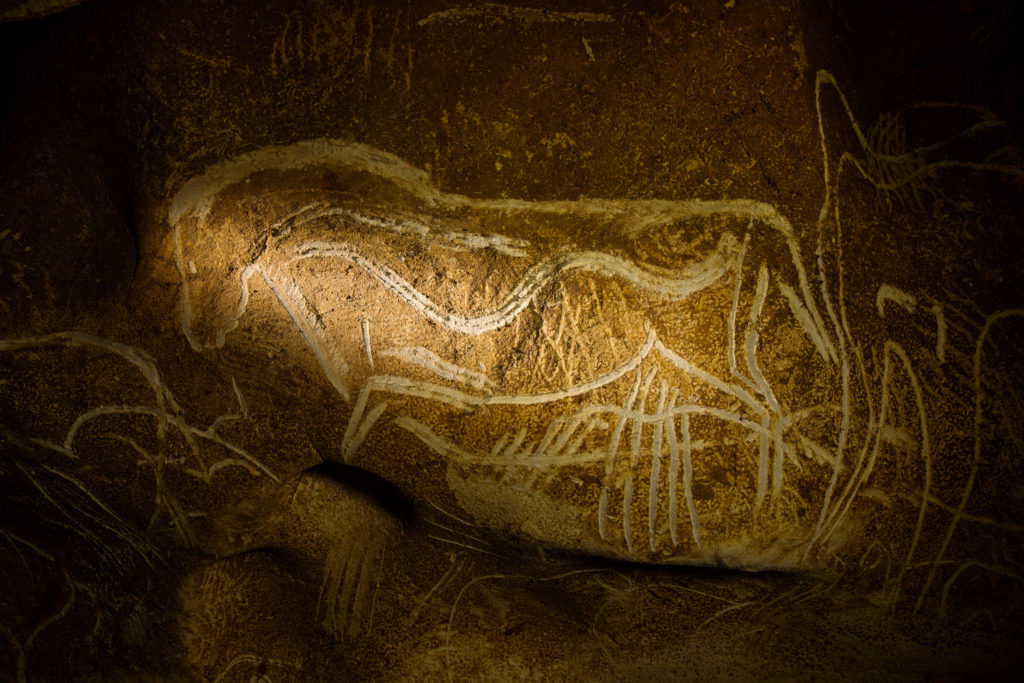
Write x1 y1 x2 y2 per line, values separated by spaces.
304 459 415 524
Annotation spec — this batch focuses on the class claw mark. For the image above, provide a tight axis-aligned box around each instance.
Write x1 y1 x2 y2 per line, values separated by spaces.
318 529 390 639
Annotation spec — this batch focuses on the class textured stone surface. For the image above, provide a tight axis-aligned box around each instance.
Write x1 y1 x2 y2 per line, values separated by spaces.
1 1 1023 680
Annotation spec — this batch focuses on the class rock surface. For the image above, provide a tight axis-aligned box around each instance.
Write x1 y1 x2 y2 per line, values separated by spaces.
1 1 1023 680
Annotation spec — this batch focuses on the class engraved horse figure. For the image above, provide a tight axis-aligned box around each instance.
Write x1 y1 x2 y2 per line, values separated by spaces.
168 71 1024 586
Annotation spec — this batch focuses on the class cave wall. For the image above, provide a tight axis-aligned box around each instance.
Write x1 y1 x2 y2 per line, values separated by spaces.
1 1 1022 680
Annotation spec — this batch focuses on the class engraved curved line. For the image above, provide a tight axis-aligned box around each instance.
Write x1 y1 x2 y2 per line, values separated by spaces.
275 204 534 257
650 338 766 417
778 281 836 363
61 404 277 481
360 318 373 369
807 72 1024 556
168 140 452 228
377 346 498 392
745 263 781 416
806 65 1016 559
170 141 836 399
858 342 931 607
342 328 773 462
342 332 652 459
803 248 851 558
604 368 644 480
337 209 531 257
916 309 1024 612
876 284 918 317
291 235 737 335
665 399 681 546
679 410 701 547
815 69 1024 227
0 332 181 439
728 231 762 396
938 561 1024 622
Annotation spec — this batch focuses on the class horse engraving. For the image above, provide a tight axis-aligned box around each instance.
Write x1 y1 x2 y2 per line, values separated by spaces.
168 71 1024 590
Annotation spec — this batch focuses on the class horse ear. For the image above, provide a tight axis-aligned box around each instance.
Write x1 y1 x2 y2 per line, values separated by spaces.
810 68 882 309
813 70 870 231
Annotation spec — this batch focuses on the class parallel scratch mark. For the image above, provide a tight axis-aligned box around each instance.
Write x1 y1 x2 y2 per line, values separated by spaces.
648 382 669 551
665 404 681 547
681 411 701 547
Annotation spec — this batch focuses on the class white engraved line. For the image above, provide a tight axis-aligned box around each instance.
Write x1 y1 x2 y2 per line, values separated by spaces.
876 284 918 317
754 412 771 512
778 281 836 364
821 305 896 539
744 263 784 505
880 342 932 608
818 341 901 545
599 368 643 540
814 70 1024 226
648 381 669 551
624 365 657 553
170 141 835 394
681 410 701 547
561 415 607 461
745 263 782 416
62 404 276 481
502 428 528 459
651 338 766 417
258 265 351 402
384 393 766 469
0 332 182 440
545 414 585 460
347 329 660 426
291 235 736 335
606 368 641 478
524 418 568 487
360 317 373 370
378 346 498 392
665 397 681 547
728 231 762 398
489 432 510 458
622 477 634 553
803 249 852 558
338 209 531 258
630 366 658 471
393 412 762 471
531 417 565 460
